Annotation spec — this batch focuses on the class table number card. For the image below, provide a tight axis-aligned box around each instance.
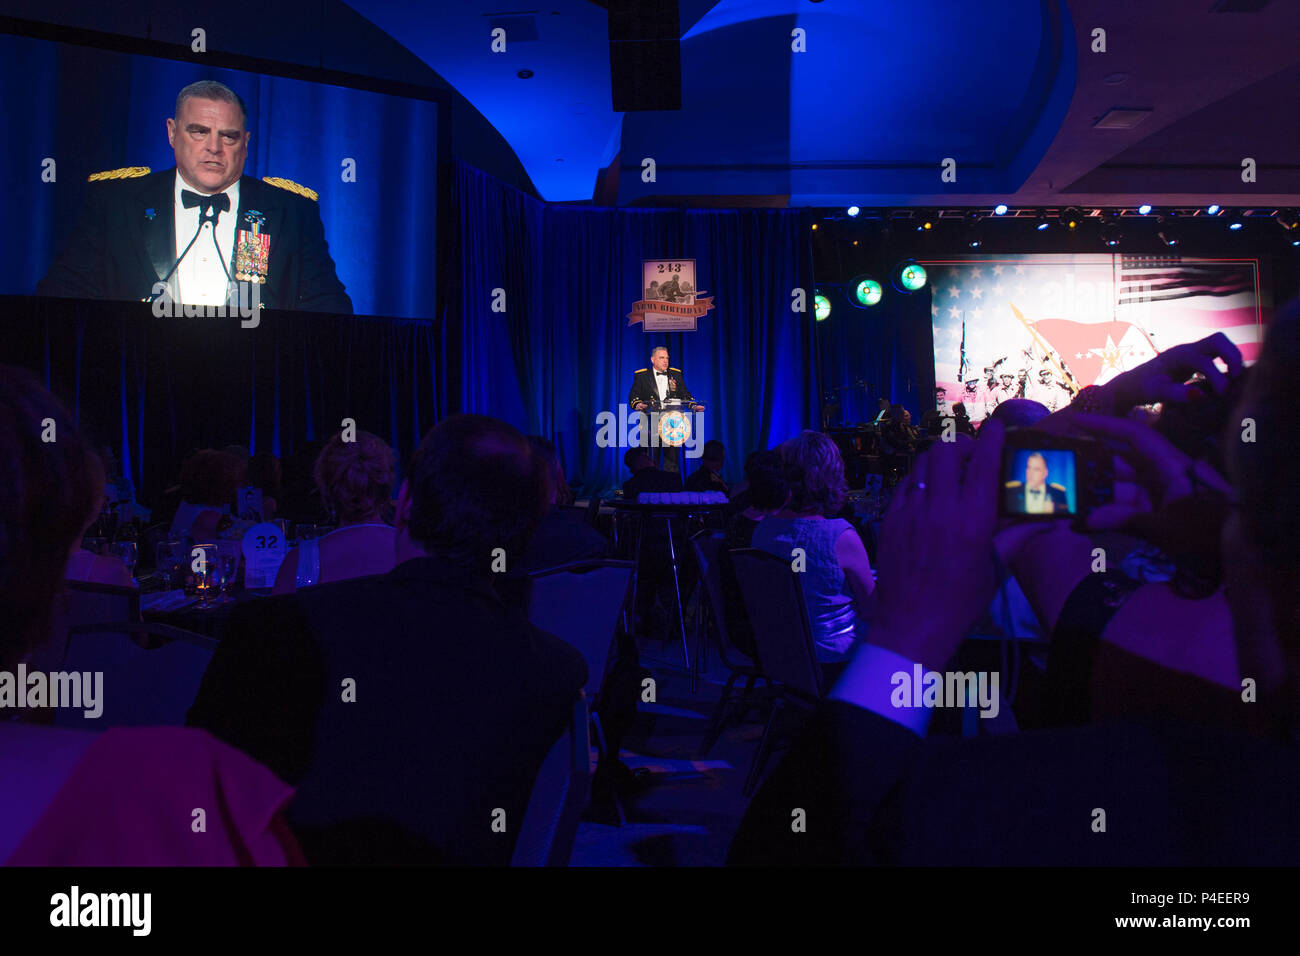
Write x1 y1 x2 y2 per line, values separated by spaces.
241 522 287 589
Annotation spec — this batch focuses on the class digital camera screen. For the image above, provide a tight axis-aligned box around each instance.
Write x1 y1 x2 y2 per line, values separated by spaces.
1001 447 1077 517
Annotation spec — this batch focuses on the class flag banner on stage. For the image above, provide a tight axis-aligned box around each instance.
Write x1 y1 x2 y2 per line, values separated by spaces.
630 259 715 330
922 254 1266 415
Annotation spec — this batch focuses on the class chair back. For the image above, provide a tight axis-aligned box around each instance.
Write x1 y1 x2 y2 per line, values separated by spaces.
511 694 592 866
53 617 217 729
584 495 601 528
689 529 751 668
527 560 633 699
33 581 140 675
729 548 823 698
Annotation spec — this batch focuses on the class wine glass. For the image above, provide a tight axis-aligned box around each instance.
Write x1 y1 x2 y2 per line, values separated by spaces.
218 549 239 598
112 540 138 584
156 540 183 589
192 543 220 606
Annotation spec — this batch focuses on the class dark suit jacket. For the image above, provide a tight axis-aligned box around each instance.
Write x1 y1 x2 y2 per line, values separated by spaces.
37 168 353 313
186 557 586 865
1004 481 1069 513
684 463 728 495
628 367 695 409
729 700 1300 865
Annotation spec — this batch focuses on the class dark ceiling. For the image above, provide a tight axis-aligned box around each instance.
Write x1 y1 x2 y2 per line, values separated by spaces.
349 0 1300 206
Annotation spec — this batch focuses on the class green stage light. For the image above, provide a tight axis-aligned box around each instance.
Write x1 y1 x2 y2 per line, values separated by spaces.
895 261 927 292
814 294 831 322
853 278 883 307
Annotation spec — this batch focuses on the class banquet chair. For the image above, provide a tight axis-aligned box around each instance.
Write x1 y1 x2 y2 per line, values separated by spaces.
729 549 826 797
526 560 634 704
44 581 217 730
526 559 634 822
510 694 592 866
688 530 769 757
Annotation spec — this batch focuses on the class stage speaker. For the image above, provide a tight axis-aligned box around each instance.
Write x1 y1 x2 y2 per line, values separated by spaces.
607 0 681 112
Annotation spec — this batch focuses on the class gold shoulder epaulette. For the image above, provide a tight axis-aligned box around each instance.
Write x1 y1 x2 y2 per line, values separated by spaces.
263 176 319 201
669 367 682 372
88 166 150 182
635 368 648 373
1050 483 1067 492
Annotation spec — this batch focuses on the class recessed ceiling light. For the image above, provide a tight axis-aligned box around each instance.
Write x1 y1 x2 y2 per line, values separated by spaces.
1094 108 1152 129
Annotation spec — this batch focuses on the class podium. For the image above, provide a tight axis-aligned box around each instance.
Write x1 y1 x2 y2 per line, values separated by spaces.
637 397 706 474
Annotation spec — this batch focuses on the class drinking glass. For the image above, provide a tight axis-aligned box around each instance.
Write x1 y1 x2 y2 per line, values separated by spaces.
218 549 239 598
156 540 184 589
192 543 220 606
112 540 138 581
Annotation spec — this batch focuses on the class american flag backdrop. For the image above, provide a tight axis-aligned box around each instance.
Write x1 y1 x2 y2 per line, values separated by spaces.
922 254 1266 408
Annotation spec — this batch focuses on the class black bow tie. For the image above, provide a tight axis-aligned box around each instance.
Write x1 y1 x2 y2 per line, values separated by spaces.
181 189 230 223
655 371 667 376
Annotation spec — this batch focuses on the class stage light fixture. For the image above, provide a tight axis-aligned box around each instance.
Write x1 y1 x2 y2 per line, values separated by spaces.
1035 211 1050 231
893 260 927 292
1228 214 1244 231
1138 204 1152 215
814 294 831 321
1207 204 1221 216
1277 209 1299 231
1062 207 1081 230
847 206 860 217
851 277 883 307
994 204 1008 216
964 209 983 249
1099 220 1123 247
1158 222 1180 247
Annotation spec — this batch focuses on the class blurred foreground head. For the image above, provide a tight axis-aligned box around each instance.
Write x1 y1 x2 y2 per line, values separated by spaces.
402 415 549 567
1225 297 1300 658
0 368 104 669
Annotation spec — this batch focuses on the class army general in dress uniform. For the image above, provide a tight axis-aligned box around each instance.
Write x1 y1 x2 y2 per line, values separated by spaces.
37 80 352 314
627 345 704 475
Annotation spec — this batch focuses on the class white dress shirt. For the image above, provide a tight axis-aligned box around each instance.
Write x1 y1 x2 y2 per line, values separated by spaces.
173 172 240 305
1024 485 1051 514
654 368 670 403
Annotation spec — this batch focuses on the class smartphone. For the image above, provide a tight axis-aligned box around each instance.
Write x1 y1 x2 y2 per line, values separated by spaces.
998 428 1113 521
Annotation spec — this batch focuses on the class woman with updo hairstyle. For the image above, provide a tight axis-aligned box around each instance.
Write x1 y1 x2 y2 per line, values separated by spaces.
273 430 397 593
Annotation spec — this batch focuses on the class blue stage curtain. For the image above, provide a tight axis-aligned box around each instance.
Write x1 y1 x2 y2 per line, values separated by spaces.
3 297 441 508
449 161 821 495
815 283 937 426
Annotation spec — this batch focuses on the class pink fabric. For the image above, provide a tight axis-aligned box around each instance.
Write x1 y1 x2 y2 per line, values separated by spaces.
5 727 304 866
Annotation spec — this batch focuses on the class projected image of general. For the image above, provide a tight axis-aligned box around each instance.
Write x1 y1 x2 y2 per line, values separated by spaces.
3 31 439 318
37 80 352 313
